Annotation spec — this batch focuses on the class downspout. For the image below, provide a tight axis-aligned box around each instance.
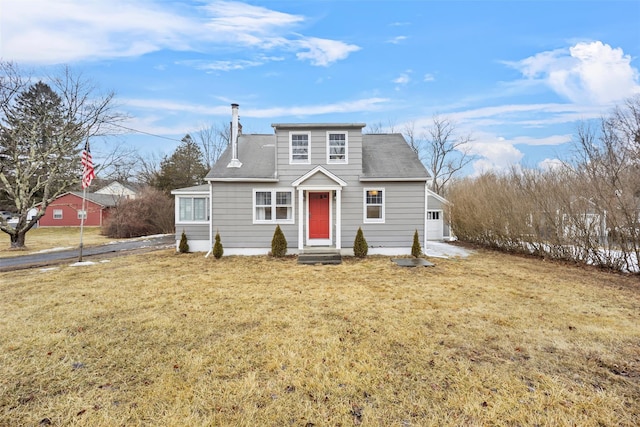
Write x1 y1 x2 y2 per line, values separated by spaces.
205 182 214 258
424 184 428 253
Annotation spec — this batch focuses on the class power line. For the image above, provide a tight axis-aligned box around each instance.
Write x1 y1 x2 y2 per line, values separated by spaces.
109 122 185 143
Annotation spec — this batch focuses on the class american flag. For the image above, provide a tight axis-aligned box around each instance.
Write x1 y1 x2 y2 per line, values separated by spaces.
81 140 95 189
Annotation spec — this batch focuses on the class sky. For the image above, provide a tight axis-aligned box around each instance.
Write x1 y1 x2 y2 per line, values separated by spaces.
1 0 639 176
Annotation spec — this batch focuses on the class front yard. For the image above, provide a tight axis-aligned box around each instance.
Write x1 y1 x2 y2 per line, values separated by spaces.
1 249 638 426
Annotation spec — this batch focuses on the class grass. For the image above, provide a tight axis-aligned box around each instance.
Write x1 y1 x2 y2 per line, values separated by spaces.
0 249 638 426
0 227 113 258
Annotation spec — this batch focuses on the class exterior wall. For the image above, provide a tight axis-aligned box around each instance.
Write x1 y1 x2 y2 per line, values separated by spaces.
210 182 298 250
38 194 107 227
96 182 136 199
345 181 426 249
275 127 363 184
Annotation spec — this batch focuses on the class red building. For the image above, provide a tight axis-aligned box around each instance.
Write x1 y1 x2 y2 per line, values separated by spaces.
38 192 119 227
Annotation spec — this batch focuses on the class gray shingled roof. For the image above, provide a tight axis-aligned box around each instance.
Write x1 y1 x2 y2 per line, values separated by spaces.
171 184 209 194
206 134 276 180
204 130 430 182
69 192 121 207
362 134 430 180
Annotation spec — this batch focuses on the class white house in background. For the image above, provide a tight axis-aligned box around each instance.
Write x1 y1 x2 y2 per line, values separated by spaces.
95 181 137 199
171 104 452 255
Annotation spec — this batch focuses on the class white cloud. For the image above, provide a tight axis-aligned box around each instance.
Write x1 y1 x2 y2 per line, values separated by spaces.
468 135 524 175
122 97 390 119
387 36 408 44
295 37 361 67
393 73 411 85
538 158 564 171
423 73 435 82
1 0 359 67
508 41 640 105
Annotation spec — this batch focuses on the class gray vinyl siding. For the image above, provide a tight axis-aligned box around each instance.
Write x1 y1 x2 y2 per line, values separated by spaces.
343 181 426 248
211 182 297 248
175 224 209 241
275 128 363 182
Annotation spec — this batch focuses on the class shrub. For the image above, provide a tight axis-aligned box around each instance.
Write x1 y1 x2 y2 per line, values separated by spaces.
102 186 174 238
271 225 287 258
178 230 189 253
411 229 422 258
353 227 368 258
213 231 223 259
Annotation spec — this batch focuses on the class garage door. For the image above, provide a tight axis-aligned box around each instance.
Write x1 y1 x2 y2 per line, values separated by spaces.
426 210 444 240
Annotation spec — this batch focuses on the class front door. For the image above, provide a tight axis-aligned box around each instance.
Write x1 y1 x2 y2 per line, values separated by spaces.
309 192 330 240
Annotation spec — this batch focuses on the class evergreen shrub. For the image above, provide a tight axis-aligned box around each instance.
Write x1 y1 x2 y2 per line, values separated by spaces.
353 227 368 258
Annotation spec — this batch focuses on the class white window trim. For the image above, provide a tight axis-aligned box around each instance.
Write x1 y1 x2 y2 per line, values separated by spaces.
77 210 87 220
53 209 63 220
326 131 348 164
253 188 295 224
289 131 311 165
363 187 385 223
175 196 210 224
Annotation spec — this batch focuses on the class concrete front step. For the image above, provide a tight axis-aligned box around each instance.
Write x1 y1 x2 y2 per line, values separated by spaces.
298 251 342 265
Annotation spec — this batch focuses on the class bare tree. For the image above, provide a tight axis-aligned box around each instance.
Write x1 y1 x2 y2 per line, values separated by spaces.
194 121 230 169
135 150 164 186
0 62 125 248
423 115 474 195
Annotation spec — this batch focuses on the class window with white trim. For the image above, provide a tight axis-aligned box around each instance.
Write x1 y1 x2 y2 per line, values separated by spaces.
254 189 294 223
427 211 440 220
364 188 385 223
327 132 347 163
290 132 310 164
77 210 87 220
53 209 63 220
178 197 209 222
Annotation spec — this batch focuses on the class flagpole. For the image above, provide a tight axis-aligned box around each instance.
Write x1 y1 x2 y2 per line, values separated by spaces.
79 186 87 262
79 137 95 262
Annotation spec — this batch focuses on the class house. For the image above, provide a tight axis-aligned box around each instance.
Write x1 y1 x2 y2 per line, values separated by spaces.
95 181 137 199
172 104 451 255
37 192 119 227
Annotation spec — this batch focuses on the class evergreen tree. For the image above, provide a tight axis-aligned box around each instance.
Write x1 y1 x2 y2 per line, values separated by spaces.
271 225 287 257
154 134 208 193
178 230 189 253
411 229 422 258
213 231 223 259
353 227 368 258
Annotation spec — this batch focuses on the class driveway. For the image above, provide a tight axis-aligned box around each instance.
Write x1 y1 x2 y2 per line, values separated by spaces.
0 234 175 272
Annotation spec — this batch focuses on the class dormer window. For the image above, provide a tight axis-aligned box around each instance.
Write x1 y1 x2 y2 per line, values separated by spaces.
290 132 310 164
327 131 348 164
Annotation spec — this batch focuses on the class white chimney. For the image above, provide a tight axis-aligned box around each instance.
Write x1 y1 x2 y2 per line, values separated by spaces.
227 103 242 168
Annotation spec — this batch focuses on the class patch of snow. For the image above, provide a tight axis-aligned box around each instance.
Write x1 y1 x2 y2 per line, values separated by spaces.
35 246 73 254
70 261 96 267
39 267 59 272
99 260 111 263
424 241 472 259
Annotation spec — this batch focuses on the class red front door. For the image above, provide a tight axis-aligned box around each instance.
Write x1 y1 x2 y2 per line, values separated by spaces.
309 192 330 239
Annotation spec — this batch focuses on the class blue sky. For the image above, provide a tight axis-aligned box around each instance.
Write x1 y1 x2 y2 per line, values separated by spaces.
2 0 639 175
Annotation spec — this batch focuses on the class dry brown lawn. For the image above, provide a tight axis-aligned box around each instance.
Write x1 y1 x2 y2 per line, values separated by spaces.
1 249 638 426
0 227 110 258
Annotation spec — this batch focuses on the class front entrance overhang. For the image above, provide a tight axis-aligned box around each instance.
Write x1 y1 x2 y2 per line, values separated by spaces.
292 166 347 251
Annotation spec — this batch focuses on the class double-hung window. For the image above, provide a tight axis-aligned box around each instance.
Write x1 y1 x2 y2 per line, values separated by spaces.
364 188 385 223
77 210 87 220
178 197 209 222
53 209 63 220
290 132 310 164
327 132 347 163
254 189 294 223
